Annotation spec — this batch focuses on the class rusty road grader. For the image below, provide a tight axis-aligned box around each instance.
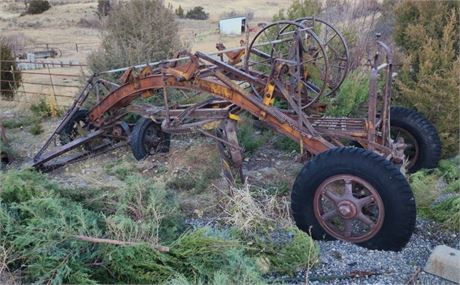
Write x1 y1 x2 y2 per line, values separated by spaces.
27 18 441 251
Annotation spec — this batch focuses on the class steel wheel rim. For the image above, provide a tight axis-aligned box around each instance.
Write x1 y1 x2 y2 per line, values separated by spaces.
313 174 385 243
391 126 419 170
142 124 161 154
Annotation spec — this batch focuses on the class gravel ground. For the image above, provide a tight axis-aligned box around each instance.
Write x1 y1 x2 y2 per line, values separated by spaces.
186 216 459 285
279 218 459 285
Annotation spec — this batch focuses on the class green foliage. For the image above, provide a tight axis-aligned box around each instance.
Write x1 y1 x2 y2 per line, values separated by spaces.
26 0 51 14
0 169 57 203
325 70 369 117
394 1 460 157
238 227 319 275
0 169 319 284
0 40 21 100
409 170 440 217
11 198 103 284
237 116 271 154
431 196 460 230
88 0 182 73
29 120 44 135
273 135 299 153
272 0 321 21
409 156 460 229
108 175 185 243
2 115 35 129
30 98 54 118
185 6 209 20
104 159 136 181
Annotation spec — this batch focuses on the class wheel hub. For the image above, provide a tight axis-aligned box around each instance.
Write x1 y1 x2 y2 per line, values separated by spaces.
338 200 357 218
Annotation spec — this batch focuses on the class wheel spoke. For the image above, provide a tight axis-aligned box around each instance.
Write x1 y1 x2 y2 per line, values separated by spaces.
321 209 337 221
324 189 341 203
357 213 375 227
344 179 353 198
358 195 375 208
343 219 353 237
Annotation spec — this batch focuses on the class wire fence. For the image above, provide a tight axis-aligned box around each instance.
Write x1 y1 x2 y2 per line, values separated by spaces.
0 59 89 108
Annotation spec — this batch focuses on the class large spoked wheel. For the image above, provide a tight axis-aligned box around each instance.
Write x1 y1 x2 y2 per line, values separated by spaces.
295 17 349 96
390 107 441 172
244 21 329 108
130 117 170 160
292 147 416 251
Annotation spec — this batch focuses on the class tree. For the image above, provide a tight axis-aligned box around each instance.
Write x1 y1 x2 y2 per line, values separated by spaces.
185 6 208 20
175 5 184 18
394 1 459 157
273 0 321 21
0 40 21 100
26 0 51 14
97 0 112 18
88 0 183 74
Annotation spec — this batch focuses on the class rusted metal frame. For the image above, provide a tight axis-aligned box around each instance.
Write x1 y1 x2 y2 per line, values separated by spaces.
376 41 393 148
34 74 97 161
32 129 104 168
173 98 216 126
127 104 231 121
215 119 244 184
190 75 334 154
37 140 126 172
196 127 243 152
367 64 378 151
273 79 317 136
161 118 218 134
195 52 266 86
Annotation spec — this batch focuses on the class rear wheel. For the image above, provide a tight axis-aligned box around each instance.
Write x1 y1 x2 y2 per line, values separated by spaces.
130 117 170 160
291 147 416 251
390 107 441 172
59 109 90 145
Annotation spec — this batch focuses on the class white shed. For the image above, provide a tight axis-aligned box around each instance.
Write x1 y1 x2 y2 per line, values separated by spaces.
219 17 246 35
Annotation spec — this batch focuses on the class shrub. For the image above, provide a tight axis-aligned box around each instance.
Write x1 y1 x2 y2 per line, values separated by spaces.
88 0 182 73
185 6 209 20
325 70 369 117
237 116 271 154
26 0 51 14
96 0 111 18
394 1 460 157
175 5 184 18
272 0 321 21
0 40 21 100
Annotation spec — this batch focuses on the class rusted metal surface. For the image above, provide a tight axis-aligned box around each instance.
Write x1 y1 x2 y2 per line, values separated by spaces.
32 18 403 186
313 174 385 242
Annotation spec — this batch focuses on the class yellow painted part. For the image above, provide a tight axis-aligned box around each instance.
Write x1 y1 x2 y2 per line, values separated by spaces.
228 113 241 121
263 83 276 106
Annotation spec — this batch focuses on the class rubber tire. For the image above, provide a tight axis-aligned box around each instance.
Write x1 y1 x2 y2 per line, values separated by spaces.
130 117 170 160
291 147 416 251
390 107 441 172
59 109 89 145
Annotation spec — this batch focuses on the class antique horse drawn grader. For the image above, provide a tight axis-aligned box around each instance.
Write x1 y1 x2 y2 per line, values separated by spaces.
29 18 441 251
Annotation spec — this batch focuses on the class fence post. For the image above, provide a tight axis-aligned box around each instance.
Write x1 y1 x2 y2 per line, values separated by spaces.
47 64 58 116
0 45 2 100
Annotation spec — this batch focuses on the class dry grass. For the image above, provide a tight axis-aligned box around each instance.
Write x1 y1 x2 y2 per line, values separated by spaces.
221 183 292 233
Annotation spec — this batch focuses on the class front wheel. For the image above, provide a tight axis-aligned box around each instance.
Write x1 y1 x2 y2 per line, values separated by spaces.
291 147 416 251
